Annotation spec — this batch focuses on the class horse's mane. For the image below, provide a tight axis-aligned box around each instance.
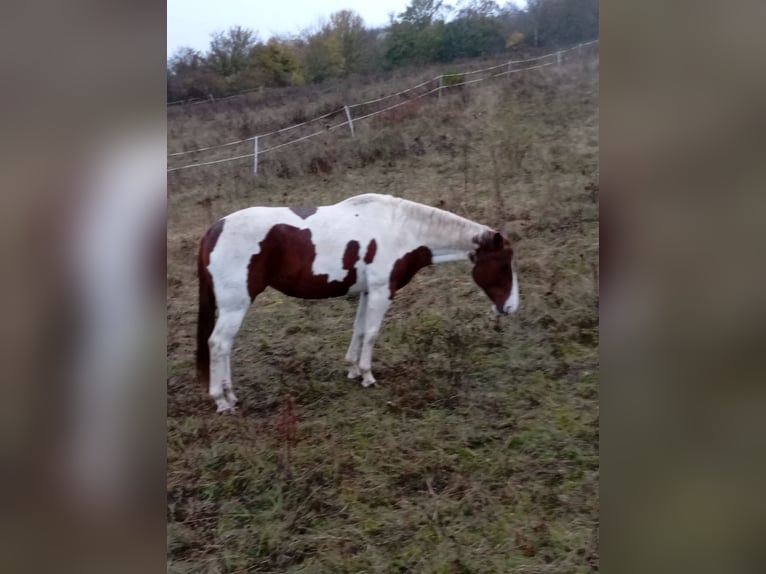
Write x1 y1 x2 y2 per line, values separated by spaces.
342 194 490 247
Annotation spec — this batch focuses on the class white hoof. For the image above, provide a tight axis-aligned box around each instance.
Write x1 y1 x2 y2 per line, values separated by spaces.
361 377 376 388
215 397 236 413
347 365 361 379
224 390 238 406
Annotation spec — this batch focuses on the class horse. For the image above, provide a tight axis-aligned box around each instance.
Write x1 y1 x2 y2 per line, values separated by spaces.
197 193 519 413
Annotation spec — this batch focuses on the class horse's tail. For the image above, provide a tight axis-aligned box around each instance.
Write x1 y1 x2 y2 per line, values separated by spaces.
196 226 219 388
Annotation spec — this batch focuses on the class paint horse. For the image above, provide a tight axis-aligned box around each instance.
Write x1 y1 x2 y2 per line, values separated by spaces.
197 193 519 413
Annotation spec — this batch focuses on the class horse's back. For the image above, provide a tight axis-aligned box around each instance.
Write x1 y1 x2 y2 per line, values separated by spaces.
214 196 395 252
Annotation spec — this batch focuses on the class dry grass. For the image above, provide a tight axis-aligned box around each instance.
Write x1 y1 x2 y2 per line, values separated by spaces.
168 52 599 573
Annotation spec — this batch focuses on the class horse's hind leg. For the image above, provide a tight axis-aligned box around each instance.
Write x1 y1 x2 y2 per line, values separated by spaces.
209 299 249 413
345 292 367 379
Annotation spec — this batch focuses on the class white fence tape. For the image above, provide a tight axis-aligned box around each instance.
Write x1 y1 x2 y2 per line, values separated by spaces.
167 40 598 172
348 78 437 109
168 106 346 157
490 61 554 79
167 151 259 172
352 85 441 123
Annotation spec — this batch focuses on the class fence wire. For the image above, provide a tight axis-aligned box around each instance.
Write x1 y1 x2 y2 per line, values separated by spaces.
167 40 598 172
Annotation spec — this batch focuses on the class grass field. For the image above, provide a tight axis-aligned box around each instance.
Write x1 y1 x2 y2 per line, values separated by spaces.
167 50 599 573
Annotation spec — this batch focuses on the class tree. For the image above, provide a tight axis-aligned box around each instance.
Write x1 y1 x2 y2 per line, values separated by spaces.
385 0 447 67
399 0 446 29
441 0 505 60
328 10 367 75
496 3 528 49
252 39 304 87
303 26 345 83
551 0 598 45
167 46 219 101
523 0 598 48
525 0 545 47
168 47 205 75
207 26 257 77
454 0 500 19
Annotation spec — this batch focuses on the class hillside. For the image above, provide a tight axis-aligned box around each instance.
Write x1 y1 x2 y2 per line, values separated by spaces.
167 49 599 573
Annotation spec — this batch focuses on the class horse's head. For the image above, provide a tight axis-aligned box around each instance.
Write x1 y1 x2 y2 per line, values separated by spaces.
470 230 519 316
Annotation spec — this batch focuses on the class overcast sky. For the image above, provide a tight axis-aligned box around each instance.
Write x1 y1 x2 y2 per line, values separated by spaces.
168 1 524 58
168 0 410 57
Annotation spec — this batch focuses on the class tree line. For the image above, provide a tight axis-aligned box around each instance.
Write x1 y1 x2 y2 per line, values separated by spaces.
167 0 598 102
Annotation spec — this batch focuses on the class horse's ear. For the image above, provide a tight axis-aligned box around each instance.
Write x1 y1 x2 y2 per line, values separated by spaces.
475 230 499 249
493 232 503 249
468 251 476 262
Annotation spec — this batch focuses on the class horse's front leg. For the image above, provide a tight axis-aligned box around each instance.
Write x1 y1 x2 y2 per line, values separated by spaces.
358 289 391 387
345 292 367 379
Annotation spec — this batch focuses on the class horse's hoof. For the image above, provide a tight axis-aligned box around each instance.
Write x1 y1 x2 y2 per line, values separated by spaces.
361 379 376 388
347 368 361 379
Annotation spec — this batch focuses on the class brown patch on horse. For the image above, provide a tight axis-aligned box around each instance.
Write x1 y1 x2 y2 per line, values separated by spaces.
471 230 513 312
247 224 360 300
364 239 377 264
389 246 433 299
202 218 225 254
290 206 318 220
197 218 226 386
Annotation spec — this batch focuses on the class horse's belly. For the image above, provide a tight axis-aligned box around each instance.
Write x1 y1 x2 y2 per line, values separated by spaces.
251 227 374 299
268 260 367 299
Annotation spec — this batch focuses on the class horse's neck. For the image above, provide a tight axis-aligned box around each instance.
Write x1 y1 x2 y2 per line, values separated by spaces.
398 202 490 263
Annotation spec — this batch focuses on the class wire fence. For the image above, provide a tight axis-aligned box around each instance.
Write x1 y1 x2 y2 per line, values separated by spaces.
167 39 598 174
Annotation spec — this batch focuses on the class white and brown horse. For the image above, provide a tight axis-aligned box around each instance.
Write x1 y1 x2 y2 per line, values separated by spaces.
197 193 518 412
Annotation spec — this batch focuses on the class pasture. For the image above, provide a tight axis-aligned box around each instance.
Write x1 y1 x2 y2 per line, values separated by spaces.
167 52 599 573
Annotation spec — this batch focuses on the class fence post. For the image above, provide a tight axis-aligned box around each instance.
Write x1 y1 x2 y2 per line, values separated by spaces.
253 136 259 174
344 105 355 137
507 60 513 80
557 51 562 65
438 75 443 99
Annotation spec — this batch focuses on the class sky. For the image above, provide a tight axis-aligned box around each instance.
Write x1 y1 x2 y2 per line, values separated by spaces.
168 0 411 57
